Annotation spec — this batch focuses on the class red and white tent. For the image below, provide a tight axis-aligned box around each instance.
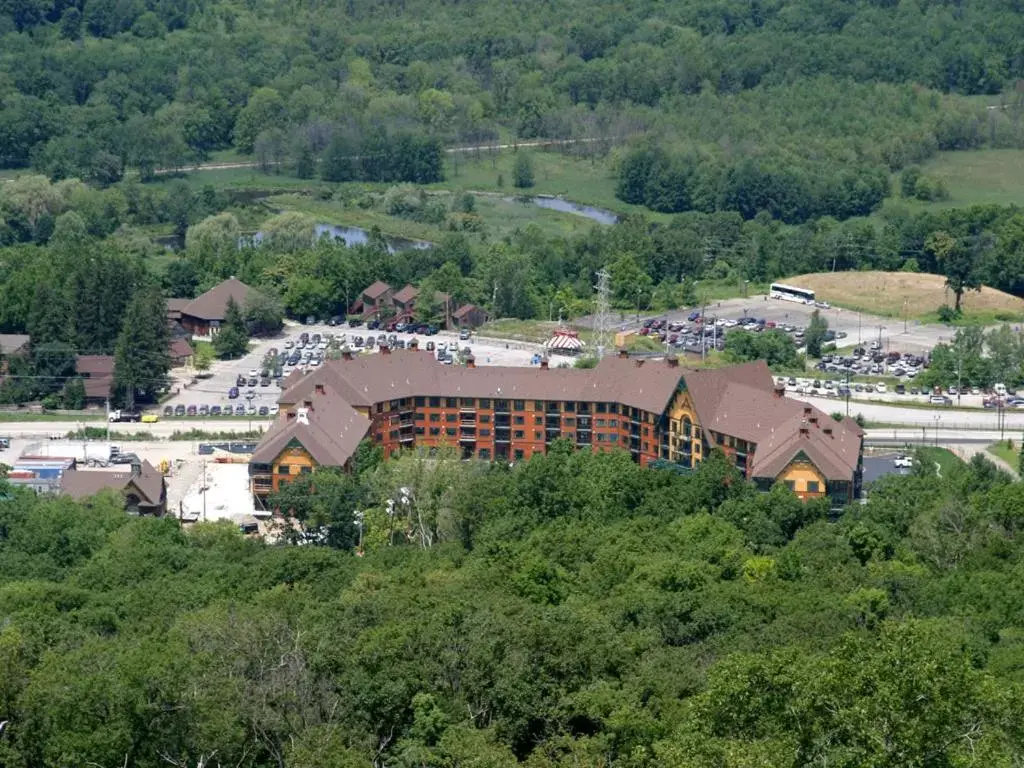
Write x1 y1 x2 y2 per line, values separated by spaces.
544 330 585 353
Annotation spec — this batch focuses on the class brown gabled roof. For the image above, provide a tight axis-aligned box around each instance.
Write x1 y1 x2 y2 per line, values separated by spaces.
279 350 685 414
169 338 194 361
182 278 254 321
0 334 30 355
60 461 163 505
75 355 114 399
362 281 393 301
453 304 484 319
251 394 370 467
166 298 191 314
749 411 861 482
392 284 419 305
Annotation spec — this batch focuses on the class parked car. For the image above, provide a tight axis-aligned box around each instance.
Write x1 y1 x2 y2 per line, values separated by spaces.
174 404 186 416
163 406 174 416
235 404 246 415
269 404 280 415
893 455 914 468
236 374 247 386
141 414 159 423
426 341 435 352
186 405 197 416
211 405 222 416
367 319 380 330
228 387 239 398
260 377 270 387
198 404 209 416
258 406 269 416
929 394 952 405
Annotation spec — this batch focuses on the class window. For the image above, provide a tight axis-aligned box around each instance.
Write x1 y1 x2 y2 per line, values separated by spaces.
429 427 441 436
643 427 649 437
300 466 312 474
478 448 491 460
429 397 440 407
534 415 543 425
596 419 606 427
446 427 457 436
597 434 606 443
807 480 820 493
565 432 575 440
535 431 543 440
784 480 795 491
429 413 440 422
480 414 491 424
514 449 524 460
596 403 607 413
480 428 491 437
479 398 491 408
415 396 425 406
609 420 617 428
446 414 457 422
389 430 398 440
414 412 424 421
565 401 576 412
564 417 576 426
608 403 618 414
514 430 524 438
608 434 617 443
514 399 525 410
461 397 474 407
390 399 399 409
376 403 384 413
415 426 425 435
446 398 457 408
534 400 544 410
514 415 525 425
577 402 590 413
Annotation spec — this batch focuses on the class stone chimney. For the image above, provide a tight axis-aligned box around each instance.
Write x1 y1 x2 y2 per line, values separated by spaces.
409 338 419 349
799 426 809 436
466 356 476 368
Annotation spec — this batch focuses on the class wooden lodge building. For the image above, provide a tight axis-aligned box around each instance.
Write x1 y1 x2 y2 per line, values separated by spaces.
249 349 864 508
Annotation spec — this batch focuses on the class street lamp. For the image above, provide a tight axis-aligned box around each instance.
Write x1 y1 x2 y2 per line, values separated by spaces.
932 413 941 447
353 509 364 555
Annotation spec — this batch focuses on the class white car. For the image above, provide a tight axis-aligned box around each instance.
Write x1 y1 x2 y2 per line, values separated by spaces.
285 341 294 349
248 369 259 378
269 404 280 415
875 382 887 393
893 455 914 469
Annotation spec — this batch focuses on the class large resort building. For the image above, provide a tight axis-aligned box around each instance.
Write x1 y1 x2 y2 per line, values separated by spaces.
250 349 864 507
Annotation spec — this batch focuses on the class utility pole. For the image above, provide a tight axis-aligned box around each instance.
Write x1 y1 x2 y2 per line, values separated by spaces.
202 459 207 522
593 269 611 359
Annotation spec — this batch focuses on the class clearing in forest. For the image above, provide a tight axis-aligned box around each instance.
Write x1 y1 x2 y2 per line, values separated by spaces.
786 271 1024 321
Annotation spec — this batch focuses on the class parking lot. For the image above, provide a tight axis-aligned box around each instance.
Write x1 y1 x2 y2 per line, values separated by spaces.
158 321 546 417
616 294 962 356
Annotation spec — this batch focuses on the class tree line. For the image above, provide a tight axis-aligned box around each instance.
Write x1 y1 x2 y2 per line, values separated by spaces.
0 442 1022 765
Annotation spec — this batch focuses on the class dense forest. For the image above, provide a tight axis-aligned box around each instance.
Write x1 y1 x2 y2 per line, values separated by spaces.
0 445 1023 766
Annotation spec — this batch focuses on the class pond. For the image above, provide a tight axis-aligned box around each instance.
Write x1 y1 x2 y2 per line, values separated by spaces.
502 195 619 225
243 224 433 253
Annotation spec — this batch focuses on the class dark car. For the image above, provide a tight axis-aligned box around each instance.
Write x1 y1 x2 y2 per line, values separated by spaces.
367 319 380 330
895 384 905 395
211 405 222 416
186 405 197 416
688 311 701 321
198 404 210 416
417 324 430 334
229 387 239 399
163 405 174 417
110 452 141 465
348 318 361 327
328 315 343 326
174 404 186 416
642 318 654 329
260 377 270 387
236 374 247 386
258 406 269 416
247 377 257 387
426 340 436 351
235 404 246 415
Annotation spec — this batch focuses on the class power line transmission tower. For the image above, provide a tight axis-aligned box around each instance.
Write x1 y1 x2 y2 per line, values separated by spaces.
593 268 612 359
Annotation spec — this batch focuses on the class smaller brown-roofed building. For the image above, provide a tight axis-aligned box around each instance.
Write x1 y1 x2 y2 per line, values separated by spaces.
166 298 191 322
75 355 115 403
392 284 419 314
453 304 489 329
350 281 394 318
168 337 194 367
60 460 166 515
179 277 255 338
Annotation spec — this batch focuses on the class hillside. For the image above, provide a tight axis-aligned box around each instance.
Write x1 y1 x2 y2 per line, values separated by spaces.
788 271 1024 321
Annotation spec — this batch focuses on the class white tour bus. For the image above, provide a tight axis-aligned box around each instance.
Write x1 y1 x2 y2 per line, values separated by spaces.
769 282 816 305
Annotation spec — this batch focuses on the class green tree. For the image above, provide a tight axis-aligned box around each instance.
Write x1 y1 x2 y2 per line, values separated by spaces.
927 231 981 313
61 377 86 409
233 87 286 154
113 285 170 408
513 152 535 189
243 290 284 337
212 296 249 360
804 308 828 358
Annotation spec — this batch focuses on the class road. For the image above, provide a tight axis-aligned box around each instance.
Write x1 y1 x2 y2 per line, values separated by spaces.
792 393 1024 430
0 419 270 440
